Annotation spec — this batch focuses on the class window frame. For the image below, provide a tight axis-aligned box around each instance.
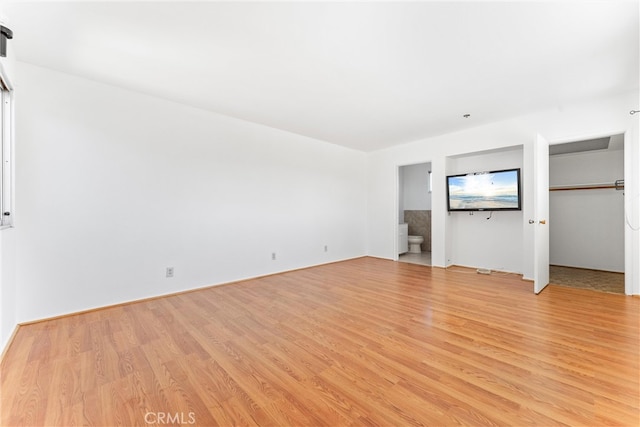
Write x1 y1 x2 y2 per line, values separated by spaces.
0 64 13 229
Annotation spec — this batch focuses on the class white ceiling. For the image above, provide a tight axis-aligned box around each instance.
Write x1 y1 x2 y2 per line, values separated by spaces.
4 1 639 152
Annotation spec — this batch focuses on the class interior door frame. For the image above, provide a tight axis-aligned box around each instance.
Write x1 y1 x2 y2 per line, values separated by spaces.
395 160 433 262
542 129 634 295
624 118 639 295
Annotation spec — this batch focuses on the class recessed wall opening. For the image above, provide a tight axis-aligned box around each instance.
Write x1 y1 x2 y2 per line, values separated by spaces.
397 162 432 266
549 134 625 294
444 145 524 275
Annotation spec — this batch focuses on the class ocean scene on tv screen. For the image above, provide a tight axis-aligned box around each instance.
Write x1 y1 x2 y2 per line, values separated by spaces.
448 170 519 210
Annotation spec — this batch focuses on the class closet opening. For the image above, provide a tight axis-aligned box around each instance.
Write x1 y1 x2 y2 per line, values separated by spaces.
549 134 625 294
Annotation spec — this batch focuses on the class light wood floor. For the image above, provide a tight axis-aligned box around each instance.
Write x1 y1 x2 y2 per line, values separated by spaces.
1 257 638 426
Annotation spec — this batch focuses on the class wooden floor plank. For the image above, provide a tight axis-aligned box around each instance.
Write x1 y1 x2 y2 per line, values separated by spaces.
1 257 638 426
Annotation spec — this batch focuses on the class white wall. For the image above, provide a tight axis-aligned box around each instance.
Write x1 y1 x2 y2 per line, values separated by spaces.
13 62 367 323
549 149 624 272
448 148 523 273
402 162 432 211
0 229 16 351
367 91 639 294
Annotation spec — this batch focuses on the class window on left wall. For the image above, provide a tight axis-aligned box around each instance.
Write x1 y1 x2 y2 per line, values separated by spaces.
0 67 13 228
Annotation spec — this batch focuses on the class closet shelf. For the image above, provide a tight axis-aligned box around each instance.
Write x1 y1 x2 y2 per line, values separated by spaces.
549 180 624 192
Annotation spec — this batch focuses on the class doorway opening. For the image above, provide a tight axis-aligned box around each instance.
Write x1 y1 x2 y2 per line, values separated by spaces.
548 134 625 294
397 162 432 266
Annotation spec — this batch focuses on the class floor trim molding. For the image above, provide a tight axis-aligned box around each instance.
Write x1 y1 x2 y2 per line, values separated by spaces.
16 255 368 328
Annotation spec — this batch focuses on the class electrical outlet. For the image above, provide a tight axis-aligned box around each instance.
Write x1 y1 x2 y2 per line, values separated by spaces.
166 267 174 278
271 252 276 261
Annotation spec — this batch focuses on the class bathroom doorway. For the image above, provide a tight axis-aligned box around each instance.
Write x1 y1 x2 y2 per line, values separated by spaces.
397 162 432 266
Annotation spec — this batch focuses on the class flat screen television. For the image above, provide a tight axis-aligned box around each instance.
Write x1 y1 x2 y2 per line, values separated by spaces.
446 168 521 211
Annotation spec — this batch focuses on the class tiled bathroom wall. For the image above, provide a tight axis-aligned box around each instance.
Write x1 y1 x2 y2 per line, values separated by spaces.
404 210 431 252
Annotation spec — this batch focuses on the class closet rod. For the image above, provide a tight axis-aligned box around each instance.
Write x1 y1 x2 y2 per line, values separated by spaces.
550 180 624 192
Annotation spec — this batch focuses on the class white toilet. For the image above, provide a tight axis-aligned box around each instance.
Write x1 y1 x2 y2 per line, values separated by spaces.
408 235 424 253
